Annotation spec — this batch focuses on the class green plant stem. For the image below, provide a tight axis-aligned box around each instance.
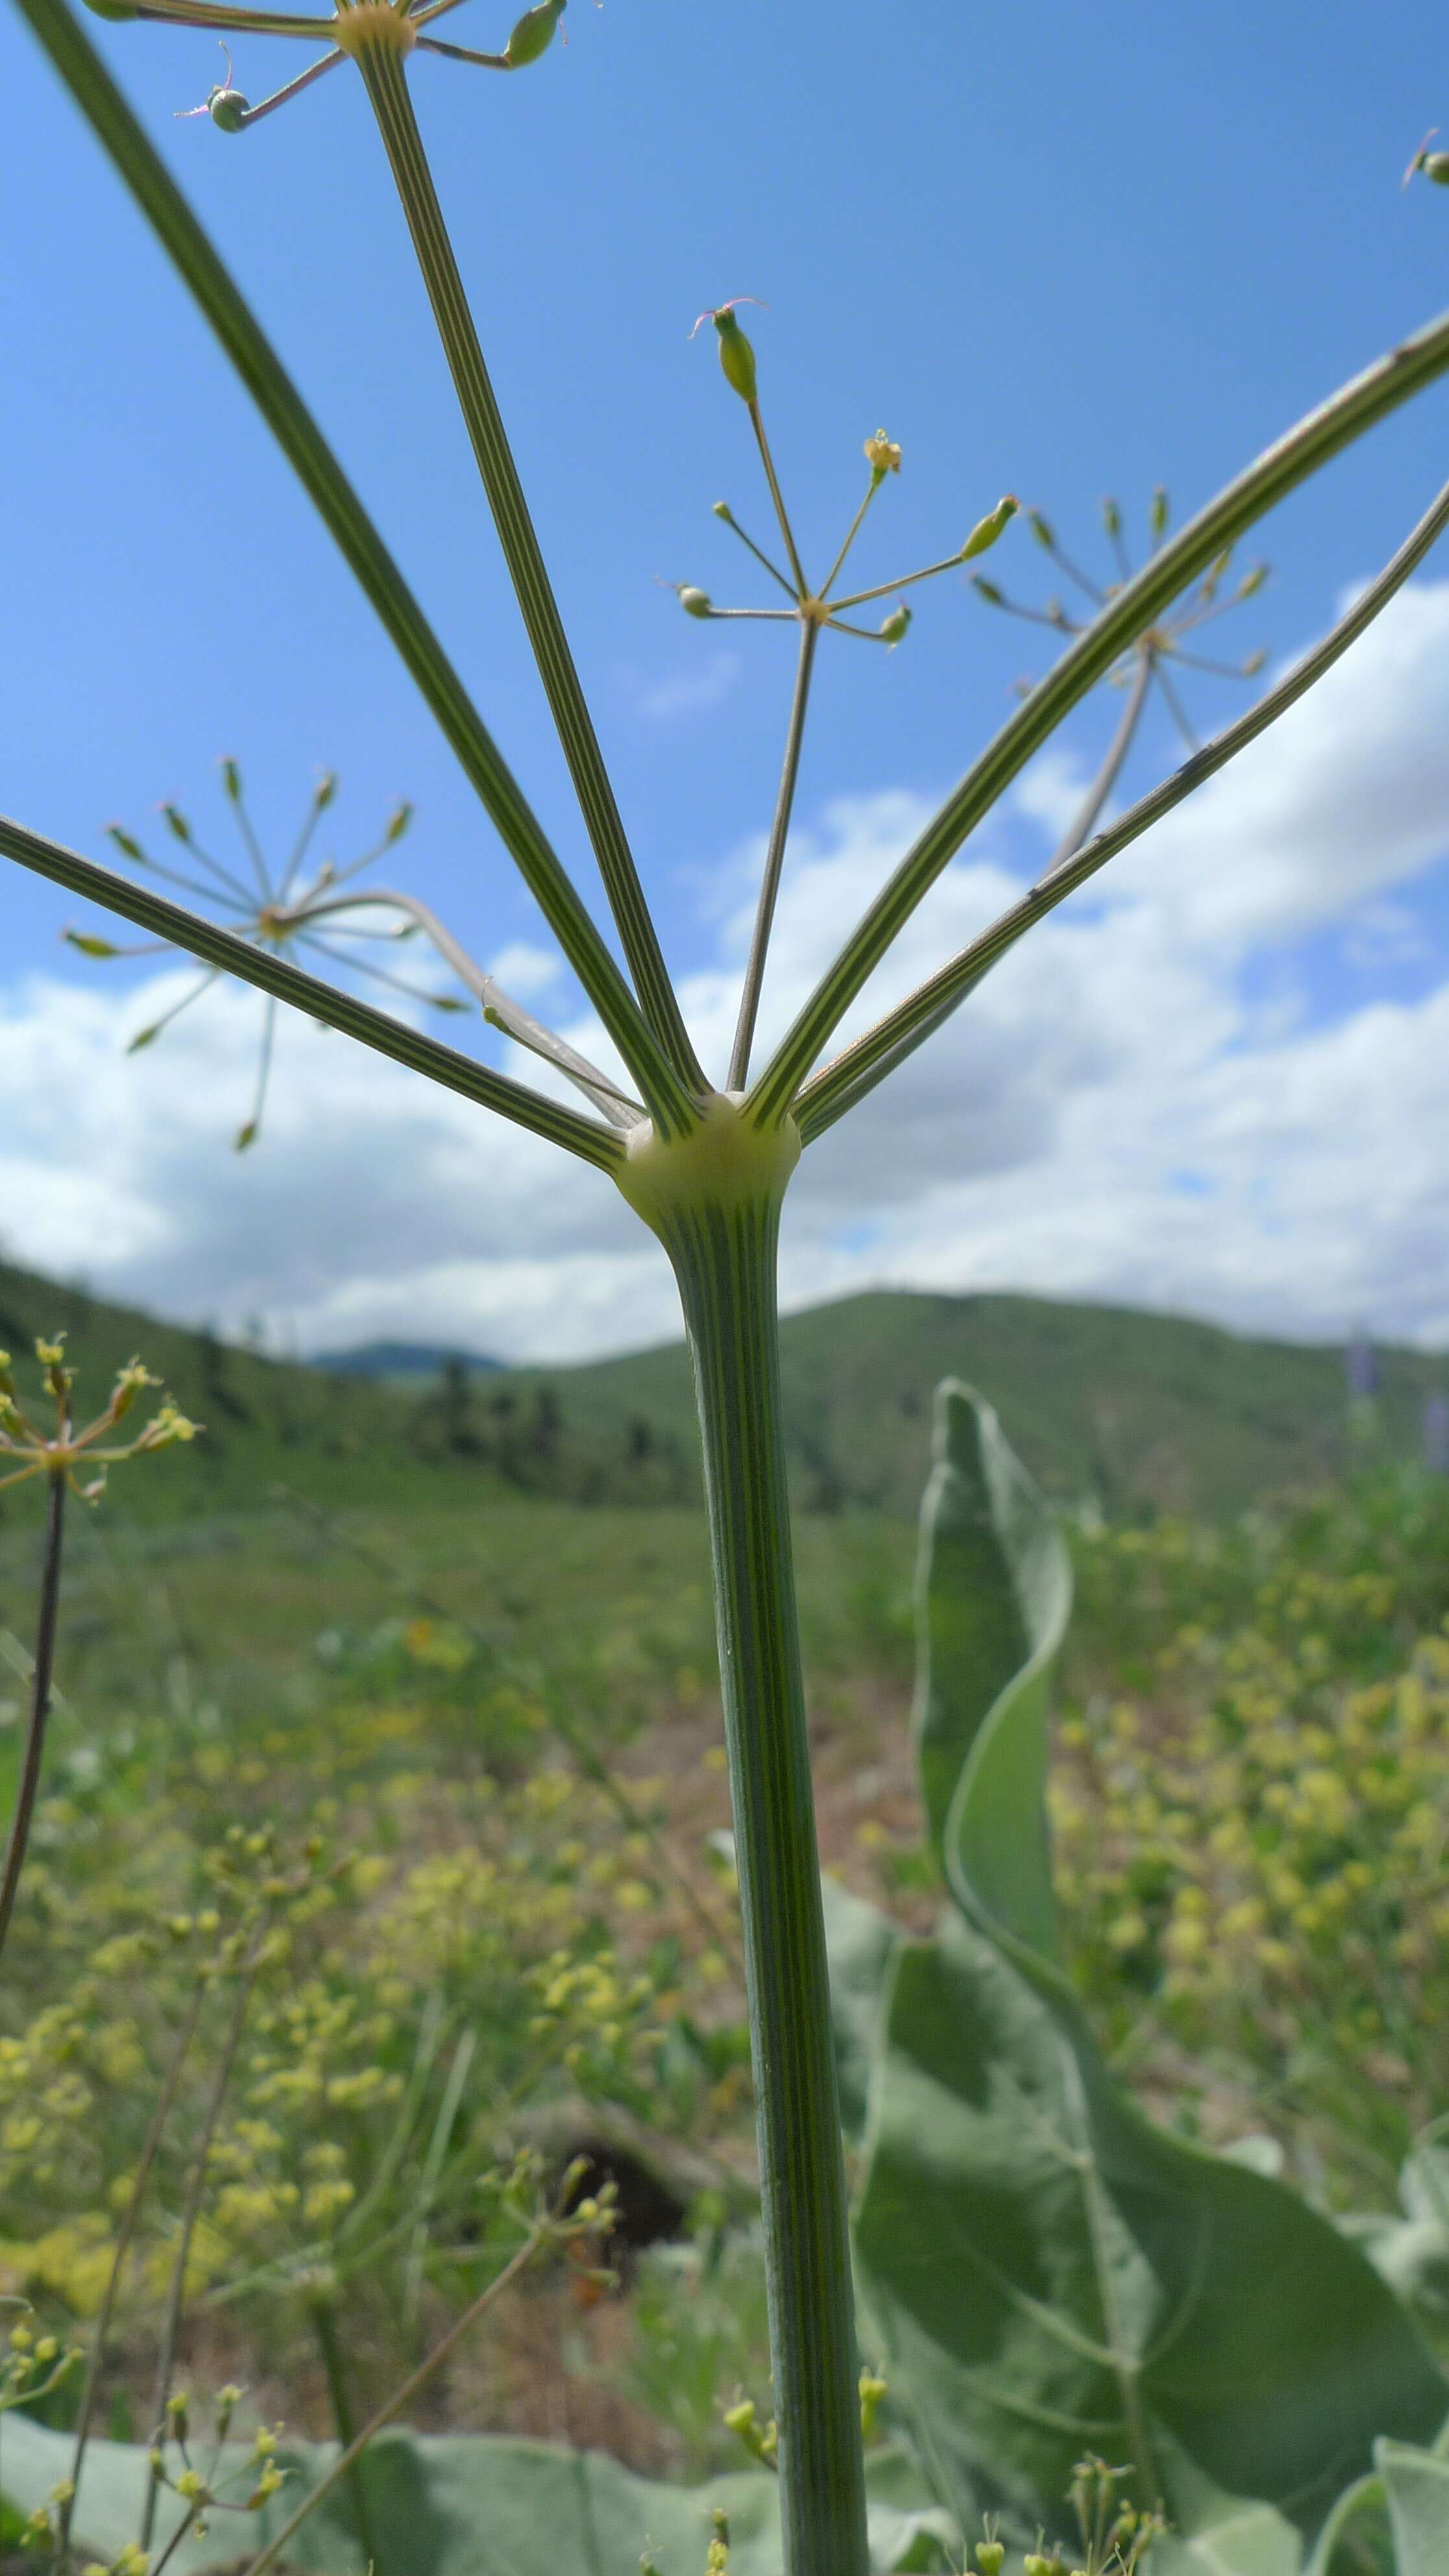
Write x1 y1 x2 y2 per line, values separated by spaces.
312 2298 384 2575
793 468 1449 1141
749 402 809 596
243 2224 544 2576
354 39 706 1119
59 1983 206 2565
301 887 640 1123
1046 648 1153 876
819 475 882 600
827 547 970 613
0 815 623 1172
750 302 1449 1123
621 1137 868 2576
141 1954 260 2553
12 0 686 1136
0 1469 65 1967
728 619 817 1091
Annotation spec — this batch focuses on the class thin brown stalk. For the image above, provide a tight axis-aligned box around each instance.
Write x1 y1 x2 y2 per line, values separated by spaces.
242 2224 545 2576
58 1985 207 2562
140 1952 262 2551
0 1470 66 1964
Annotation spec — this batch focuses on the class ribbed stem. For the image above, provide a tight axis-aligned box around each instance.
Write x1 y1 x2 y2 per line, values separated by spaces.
356 42 706 1126
624 1119 867 2576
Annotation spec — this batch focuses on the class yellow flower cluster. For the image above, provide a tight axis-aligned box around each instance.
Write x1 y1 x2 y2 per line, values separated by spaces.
0 1667 723 2383
1056 1503 1449 2187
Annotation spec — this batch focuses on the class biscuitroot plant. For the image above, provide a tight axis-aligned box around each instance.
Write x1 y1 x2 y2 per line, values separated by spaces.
0 1339 197 1963
5 5 1449 2568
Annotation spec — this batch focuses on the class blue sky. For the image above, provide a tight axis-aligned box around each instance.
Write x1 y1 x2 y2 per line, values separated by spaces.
3 0 1449 1360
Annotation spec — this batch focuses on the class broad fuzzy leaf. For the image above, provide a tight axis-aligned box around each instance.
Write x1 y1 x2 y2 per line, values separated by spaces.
911 1380 1070 1955
834 1380 1447 2559
0 2416 955 2575
1378 2439 1449 2574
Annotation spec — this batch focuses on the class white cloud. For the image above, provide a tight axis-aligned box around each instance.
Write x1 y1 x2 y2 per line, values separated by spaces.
621 650 741 723
4 581 1449 1363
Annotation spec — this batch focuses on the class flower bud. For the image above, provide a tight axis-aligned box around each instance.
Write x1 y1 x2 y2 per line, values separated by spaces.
712 500 733 521
878 603 912 647
676 586 713 619
208 86 250 130
858 2366 887 2440
1411 142 1449 185
959 494 1017 561
713 307 758 401
505 0 564 67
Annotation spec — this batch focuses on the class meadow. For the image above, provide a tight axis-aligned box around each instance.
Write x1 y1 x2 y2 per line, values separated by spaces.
2 1305 1448 2564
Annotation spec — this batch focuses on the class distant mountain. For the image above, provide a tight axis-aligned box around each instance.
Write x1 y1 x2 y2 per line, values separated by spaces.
0 1257 1441 1527
310 1341 504 1381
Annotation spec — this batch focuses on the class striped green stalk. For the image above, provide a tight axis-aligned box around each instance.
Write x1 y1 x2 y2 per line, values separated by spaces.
616 1098 869 2576
352 29 706 1122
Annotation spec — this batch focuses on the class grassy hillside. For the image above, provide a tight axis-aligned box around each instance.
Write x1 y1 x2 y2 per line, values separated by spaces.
503 1288 1446 1520
3 1257 1442 1530
0 1259 462 1524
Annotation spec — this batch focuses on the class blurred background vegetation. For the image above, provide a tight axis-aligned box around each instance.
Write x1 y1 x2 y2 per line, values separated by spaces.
1 1256 1447 2503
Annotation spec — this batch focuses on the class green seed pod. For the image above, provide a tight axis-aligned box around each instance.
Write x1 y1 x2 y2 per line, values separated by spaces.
64 931 121 959
208 85 250 131
106 824 147 866
1026 509 1054 549
959 493 1018 561
712 500 733 521
976 2545 1006 2576
1238 561 1269 598
1100 496 1121 539
219 758 243 802
505 0 564 69
676 586 713 619
1150 484 1170 538
1241 647 1267 676
160 803 193 846
385 799 413 843
971 575 1005 606
878 602 912 646
714 308 758 402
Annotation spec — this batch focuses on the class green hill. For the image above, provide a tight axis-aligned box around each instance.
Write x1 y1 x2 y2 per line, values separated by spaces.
503 1288 1446 1521
1 1257 1441 1528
